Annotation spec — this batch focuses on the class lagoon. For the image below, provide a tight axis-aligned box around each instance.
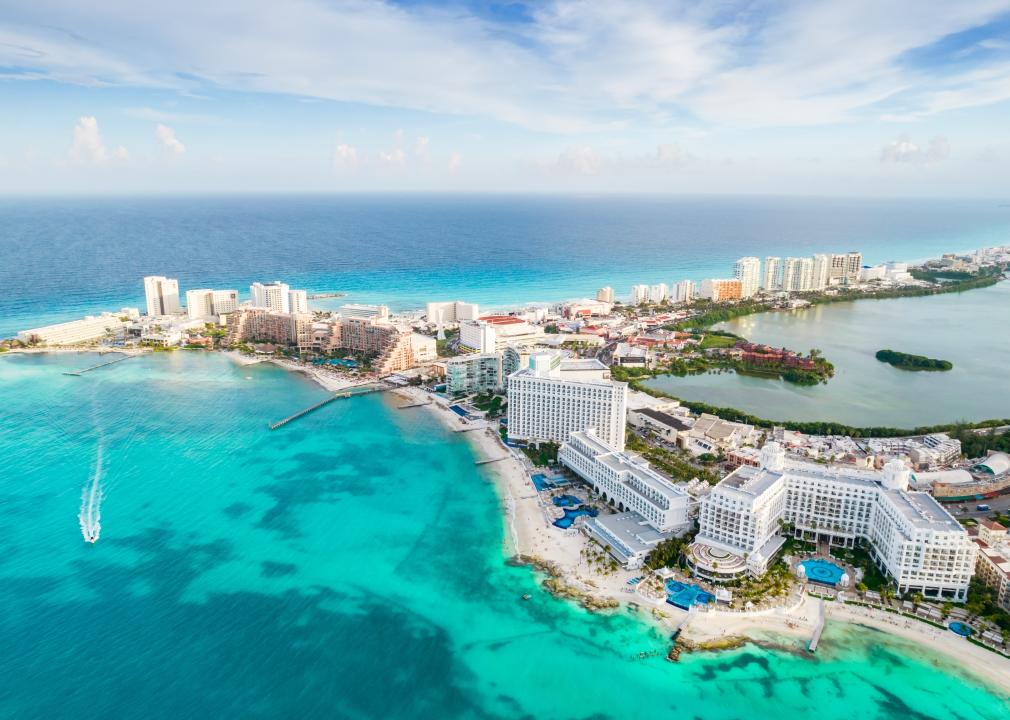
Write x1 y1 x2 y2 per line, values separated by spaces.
646 281 1010 428
2 351 1009 718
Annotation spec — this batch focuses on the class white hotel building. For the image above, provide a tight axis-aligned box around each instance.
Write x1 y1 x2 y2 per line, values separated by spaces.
507 352 628 451
560 431 691 533
691 443 976 601
185 289 239 320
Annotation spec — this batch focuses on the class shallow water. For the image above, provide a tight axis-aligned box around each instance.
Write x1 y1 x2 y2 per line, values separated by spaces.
646 281 1010 427
1 351 1008 718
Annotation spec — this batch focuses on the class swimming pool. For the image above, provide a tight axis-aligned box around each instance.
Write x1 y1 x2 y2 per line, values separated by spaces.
799 558 845 586
949 621 974 637
665 580 715 609
552 506 599 529
552 495 583 507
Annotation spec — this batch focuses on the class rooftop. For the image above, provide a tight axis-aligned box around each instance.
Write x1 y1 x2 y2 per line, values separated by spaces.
635 407 691 432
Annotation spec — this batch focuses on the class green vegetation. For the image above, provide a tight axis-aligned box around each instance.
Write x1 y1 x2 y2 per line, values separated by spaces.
966 579 1010 635
472 393 505 417
644 530 697 570
522 442 559 467
951 425 1010 459
728 562 794 604
875 349 952 371
435 328 458 358
669 301 773 331
697 332 740 350
626 432 720 484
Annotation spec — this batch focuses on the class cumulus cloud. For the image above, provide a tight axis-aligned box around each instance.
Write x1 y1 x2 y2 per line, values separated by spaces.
333 142 358 168
156 124 186 156
557 145 603 175
880 135 950 164
414 136 430 156
379 148 406 165
69 116 109 163
448 152 462 173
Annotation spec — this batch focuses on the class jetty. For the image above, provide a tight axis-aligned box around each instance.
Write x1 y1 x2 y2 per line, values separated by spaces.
397 400 432 409
268 383 391 430
808 599 826 653
475 455 509 465
63 353 134 376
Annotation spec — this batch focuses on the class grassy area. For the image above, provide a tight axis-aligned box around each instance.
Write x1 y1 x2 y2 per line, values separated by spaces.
521 442 559 467
625 433 720 484
698 334 739 350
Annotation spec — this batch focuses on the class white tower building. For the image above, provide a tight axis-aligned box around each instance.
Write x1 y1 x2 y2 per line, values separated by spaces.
734 257 761 298
761 257 781 291
144 276 181 317
250 281 291 313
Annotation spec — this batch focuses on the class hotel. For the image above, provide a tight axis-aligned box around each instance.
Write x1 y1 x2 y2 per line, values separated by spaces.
690 443 976 601
445 352 503 394
185 289 239 320
733 257 761 298
699 278 743 302
17 311 136 346
507 352 628 450
143 276 181 316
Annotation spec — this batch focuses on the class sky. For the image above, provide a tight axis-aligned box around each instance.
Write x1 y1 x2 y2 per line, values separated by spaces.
1 0 1009 195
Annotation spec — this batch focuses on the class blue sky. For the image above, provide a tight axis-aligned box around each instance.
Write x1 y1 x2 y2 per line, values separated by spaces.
1 0 1009 195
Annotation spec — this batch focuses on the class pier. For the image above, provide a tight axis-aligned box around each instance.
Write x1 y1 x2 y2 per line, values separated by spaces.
63 354 135 376
475 455 509 465
397 400 432 409
268 383 392 430
808 599 826 653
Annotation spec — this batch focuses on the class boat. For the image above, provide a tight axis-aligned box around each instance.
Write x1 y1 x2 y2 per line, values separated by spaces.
521 594 531 601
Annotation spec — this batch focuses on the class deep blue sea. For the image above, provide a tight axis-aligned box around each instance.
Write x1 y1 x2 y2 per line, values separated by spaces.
3 196 1010 718
2 194 1009 337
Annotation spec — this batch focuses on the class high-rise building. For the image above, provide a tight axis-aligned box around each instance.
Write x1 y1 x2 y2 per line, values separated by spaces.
761 257 781 291
596 287 614 303
631 284 650 305
689 444 977 601
185 289 239 320
649 283 668 304
781 258 813 292
699 278 743 301
250 281 290 313
339 303 389 320
288 289 309 314
445 352 503 394
811 254 831 290
459 319 497 353
733 257 761 298
845 252 863 284
144 276 181 317
507 352 627 450
426 301 480 325
672 280 695 303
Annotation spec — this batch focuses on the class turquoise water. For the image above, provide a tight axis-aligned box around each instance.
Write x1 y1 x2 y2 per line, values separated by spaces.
2 351 1008 718
646 281 1010 427
801 559 846 586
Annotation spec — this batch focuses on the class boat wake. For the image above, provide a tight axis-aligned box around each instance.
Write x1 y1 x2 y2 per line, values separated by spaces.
79 445 104 544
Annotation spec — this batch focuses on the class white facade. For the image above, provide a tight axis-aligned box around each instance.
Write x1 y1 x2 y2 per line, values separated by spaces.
733 257 761 298
459 319 497 353
672 280 695 303
288 289 309 314
761 257 781 291
17 312 132 346
507 353 628 450
811 254 831 290
699 278 742 301
144 276 181 316
631 284 650 304
339 304 389 321
250 281 290 313
649 283 668 304
409 333 437 364
560 430 691 533
186 289 239 320
426 300 479 325
696 444 977 600
781 257 813 292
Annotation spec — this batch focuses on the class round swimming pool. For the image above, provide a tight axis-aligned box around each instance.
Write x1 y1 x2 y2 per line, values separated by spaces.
949 621 974 637
799 558 845 585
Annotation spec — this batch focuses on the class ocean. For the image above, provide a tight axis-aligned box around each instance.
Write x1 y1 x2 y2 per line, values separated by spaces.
1 351 1008 719
2 194 1009 337
2 195 1010 718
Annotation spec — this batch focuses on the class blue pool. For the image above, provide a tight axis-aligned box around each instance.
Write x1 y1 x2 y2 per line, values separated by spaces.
949 622 974 637
313 358 358 368
552 495 583 507
552 506 598 529
800 559 845 586
449 405 468 417
665 580 715 609
531 474 570 491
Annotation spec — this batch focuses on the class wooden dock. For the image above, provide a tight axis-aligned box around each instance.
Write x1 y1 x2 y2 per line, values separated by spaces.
474 455 508 465
396 400 431 409
268 383 391 430
63 354 134 376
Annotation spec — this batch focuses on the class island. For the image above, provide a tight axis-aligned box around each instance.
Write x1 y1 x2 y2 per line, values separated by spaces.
875 349 953 372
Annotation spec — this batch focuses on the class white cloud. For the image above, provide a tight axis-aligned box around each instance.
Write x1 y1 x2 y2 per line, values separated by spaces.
448 152 462 173
880 135 950 164
69 116 109 163
333 143 358 168
557 145 602 175
414 135 430 157
113 145 130 161
379 148 406 165
156 124 186 156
